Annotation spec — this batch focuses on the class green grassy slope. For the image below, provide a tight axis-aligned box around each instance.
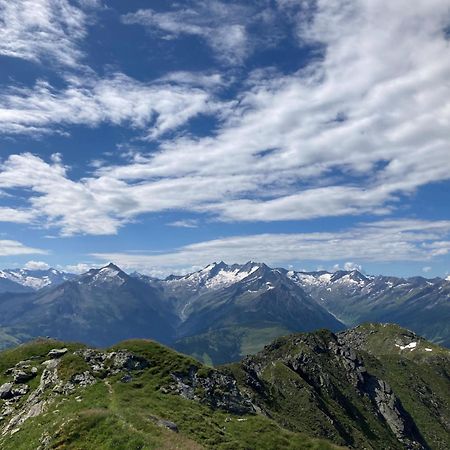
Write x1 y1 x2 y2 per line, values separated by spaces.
227 325 450 449
0 339 340 450
174 324 292 365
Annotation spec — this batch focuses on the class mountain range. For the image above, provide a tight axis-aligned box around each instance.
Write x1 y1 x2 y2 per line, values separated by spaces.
0 268 76 293
0 262 448 364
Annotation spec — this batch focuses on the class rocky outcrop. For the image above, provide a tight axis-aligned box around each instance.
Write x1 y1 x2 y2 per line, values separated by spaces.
0 384 14 400
4 360 38 384
1 355 60 436
236 331 428 449
0 347 151 437
47 348 68 358
331 339 424 448
169 366 254 415
75 348 150 375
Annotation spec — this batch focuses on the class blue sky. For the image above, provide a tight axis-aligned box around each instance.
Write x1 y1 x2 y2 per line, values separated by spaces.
0 0 449 278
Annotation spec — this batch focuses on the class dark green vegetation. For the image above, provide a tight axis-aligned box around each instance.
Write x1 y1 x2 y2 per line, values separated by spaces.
174 325 292 365
227 323 450 449
0 338 340 450
1 324 449 449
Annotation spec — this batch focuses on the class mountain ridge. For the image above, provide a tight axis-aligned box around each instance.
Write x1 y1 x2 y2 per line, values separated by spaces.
0 261 448 362
0 324 449 449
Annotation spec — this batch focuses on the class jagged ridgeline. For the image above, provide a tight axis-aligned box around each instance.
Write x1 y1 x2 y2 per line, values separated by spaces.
0 324 449 449
2 261 448 367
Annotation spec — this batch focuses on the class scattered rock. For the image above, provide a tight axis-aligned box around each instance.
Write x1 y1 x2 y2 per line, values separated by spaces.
170 366 254 414
11 385 29 397
109 351 150 372
76 349 150 375
13 370 36 384
0 383 14 400
47 348 68 359
120 374 132 383
71 371 96 387
41 359 59 370
157 419 179 432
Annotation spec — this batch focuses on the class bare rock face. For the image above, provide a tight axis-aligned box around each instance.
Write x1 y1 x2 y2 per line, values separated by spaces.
0 347 152 438
170 366 254 415
157 419 179 432
4 361 38 385
0 384 14 400
237 331 428 449
47 348 68 359
1 357 60 436
75 349 150 375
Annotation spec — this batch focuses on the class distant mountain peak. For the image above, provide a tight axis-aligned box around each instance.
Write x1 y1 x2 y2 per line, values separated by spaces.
79 263 128 287
103 262 123 271
0 267 76 291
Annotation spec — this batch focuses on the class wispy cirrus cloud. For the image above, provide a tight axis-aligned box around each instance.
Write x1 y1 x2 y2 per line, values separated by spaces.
168 219 199 228
0 0 96 67
0 73 218 138
0 0 449 237
91 219 450 275
122 1 264 65
0 240 47 257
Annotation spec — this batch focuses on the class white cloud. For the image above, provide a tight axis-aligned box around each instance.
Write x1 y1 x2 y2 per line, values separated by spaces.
60 262 98 274
343 262 363 272
0 1 449 236
0 207 35 223
122 1 255 65
0 73 217 138
0 0 93 67
422 266 432 273
168 219 199 228
0 240 47 257
24 260 50 270
91 219 450 276
333 262 364 272
102 0 450 225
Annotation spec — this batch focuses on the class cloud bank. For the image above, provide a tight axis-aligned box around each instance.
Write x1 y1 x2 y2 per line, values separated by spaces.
91 219 450 275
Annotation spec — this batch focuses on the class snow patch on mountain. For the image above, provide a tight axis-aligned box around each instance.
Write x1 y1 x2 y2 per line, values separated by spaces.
0 268 74 290
395 341 417 351
288 270 368 288
165 262 260 292
82 264 126 287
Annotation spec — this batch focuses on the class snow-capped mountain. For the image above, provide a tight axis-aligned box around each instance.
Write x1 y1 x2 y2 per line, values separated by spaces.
176 262 344 338
162 262 261 300
287 268 450 347
0 267 76 292
287 269 372 291
78 263 128 288
0 261 448 358
0 263 176 349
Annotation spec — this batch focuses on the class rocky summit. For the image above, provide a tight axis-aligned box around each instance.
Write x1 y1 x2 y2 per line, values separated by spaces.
0 324 449 449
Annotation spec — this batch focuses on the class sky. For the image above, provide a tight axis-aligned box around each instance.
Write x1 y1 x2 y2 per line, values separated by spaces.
0 0 449 278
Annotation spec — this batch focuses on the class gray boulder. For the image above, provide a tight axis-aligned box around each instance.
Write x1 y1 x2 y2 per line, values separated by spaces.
157 419 179 432
0 383 14 400
47 348 68 359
